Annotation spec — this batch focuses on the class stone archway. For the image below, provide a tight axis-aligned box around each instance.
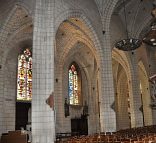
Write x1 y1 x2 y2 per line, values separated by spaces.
138 61 153 126
112 49 133 130
55 18 101 135
112 59 131 130
0 4 33 136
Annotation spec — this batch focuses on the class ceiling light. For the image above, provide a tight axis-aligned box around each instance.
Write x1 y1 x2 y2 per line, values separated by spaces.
150 38 155 42
115 0 141 51
115 38 142 51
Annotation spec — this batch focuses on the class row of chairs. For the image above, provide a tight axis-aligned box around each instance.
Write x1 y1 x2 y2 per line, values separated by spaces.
56 125 156 143
61 134 156 143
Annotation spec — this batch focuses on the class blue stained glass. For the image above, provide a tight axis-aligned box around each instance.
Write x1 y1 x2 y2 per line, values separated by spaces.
68 64 81 105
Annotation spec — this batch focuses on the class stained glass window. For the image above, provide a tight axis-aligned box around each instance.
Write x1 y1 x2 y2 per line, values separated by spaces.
17 48 32 101
127 84 131 127
68 63 81 105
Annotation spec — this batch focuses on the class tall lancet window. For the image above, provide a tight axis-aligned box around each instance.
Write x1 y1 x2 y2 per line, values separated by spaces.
17 48 32 101
68 63 81 105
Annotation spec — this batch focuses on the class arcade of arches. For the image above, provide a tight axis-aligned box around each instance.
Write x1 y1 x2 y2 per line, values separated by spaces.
0 0 156 143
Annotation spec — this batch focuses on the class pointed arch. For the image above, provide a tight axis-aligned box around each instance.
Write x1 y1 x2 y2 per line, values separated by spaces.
138 61 153 125
68 62 81 105
17 48 32 101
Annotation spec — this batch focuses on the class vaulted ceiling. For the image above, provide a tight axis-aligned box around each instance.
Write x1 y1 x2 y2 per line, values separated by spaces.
116 0 154 38
95 0 155 39
0 0 155 49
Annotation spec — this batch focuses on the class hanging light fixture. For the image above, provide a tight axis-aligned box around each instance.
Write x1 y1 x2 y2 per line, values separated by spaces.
143 4 156 46
115 0 142 51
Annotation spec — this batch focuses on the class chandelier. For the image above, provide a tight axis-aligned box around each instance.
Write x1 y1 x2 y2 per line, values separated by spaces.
143 5 156 46
115 0 142 51
115 38 142 51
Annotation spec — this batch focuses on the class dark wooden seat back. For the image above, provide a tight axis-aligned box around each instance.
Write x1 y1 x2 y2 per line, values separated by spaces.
1 131 27 143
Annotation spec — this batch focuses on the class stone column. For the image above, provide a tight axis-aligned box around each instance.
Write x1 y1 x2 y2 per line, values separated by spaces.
117 73 130 130
129 52 143 127
0 52 4 136
32 0 55 143
100 30 116 132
